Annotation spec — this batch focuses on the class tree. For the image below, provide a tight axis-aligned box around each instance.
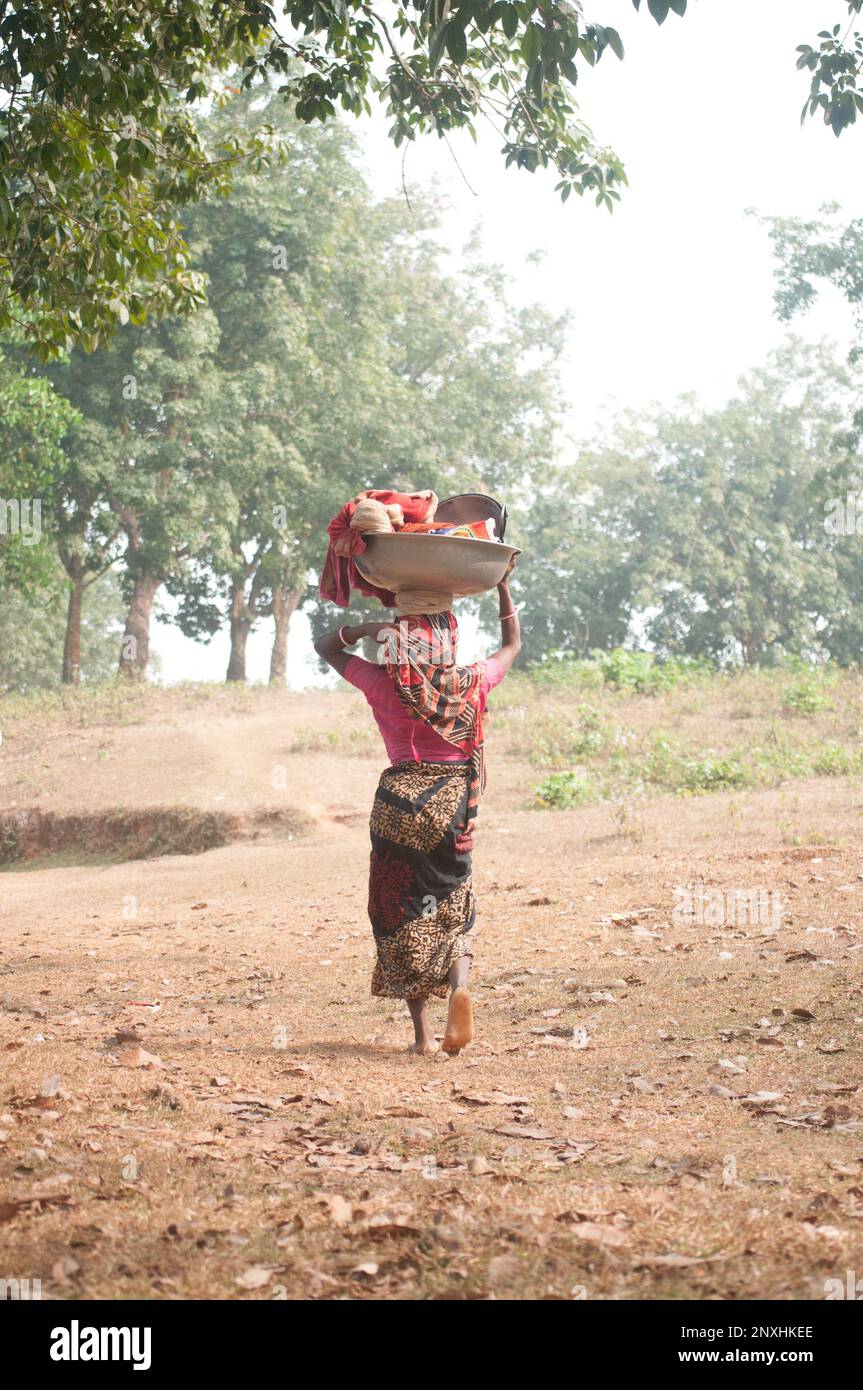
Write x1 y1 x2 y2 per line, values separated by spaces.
3 3 859 357
760 205 863 368
0 566 126 694
0 3 282 357
0 1 697 358
637 345 861 665
508 444 657 663
758 203 863 463
1 330 130 686
47 306 242 679
170 91 567 682
37 90 349 686
52 432 125 686
0 338 74 601
518 340 863 666
164 95 344 683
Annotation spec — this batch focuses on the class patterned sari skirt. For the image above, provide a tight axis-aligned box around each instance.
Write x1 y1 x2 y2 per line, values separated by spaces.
368 760 475 999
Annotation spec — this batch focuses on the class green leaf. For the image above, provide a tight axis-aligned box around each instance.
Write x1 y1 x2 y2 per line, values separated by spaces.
605 26 625 60
445 23 468 66
521 22 543 65
429 24 449 73
501 5 518 39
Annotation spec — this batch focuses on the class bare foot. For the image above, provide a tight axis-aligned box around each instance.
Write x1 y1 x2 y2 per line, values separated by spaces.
442 987 473 1054
407 1040 440 1056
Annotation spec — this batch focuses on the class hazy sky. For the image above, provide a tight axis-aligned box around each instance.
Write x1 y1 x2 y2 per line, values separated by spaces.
152 0 861 686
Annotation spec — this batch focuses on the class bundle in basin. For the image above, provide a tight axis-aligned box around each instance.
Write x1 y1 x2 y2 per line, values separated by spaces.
320 490 518 609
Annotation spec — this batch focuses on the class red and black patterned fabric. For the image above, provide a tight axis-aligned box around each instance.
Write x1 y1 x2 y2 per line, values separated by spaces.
368 761 475 999
384 611 486 831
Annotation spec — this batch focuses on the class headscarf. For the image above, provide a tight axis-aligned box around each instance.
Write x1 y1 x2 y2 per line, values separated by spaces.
384 611 486 833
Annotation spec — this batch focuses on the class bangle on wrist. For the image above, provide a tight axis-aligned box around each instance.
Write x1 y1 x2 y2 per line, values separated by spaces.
499 608 518 621
338 625 357 646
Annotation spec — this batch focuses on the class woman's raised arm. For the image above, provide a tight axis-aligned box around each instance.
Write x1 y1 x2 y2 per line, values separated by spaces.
314 621 397 677
487 556 521 674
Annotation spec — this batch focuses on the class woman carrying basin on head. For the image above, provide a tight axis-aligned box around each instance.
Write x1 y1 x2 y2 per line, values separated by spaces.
314 556 520 1055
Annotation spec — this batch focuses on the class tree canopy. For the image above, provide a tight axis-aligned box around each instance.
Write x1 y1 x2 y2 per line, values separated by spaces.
0 337 74 593
516 340 863 667
760 204 863 355
28 88 564 683
758 203 863 456
3 2 860 356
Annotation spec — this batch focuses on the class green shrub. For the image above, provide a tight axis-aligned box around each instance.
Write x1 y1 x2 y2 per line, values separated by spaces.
526 653 604 690
527 647 714 695
810 742 862 777
675 753 749 791
289 726 341 752
533 770 595 809
782 673 834 716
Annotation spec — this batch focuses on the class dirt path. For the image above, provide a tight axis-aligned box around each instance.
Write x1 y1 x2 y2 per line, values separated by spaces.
1 688 862 1300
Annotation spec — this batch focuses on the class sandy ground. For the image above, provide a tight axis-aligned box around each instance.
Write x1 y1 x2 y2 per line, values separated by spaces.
1 685 862 1300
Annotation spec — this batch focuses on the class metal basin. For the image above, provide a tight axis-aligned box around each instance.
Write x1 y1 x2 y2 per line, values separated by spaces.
355 533 520 599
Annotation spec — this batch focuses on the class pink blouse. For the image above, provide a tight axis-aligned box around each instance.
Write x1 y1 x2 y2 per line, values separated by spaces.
343 655 506 766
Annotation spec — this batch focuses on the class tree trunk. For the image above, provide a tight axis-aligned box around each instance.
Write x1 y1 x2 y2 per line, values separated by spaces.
269 584 302 685
62 578 84 686
226 583 251 683
118 574 162 680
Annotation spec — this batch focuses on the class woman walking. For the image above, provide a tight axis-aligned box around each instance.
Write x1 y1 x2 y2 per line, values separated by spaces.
314 559 520 1055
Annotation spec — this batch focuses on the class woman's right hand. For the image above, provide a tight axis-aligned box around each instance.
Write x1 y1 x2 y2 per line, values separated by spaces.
498 553 517 589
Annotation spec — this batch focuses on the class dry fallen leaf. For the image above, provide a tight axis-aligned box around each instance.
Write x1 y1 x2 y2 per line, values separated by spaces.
315 1192 353 1226
0 1193 75 1223
570 1222 631 1248
457 1091 530 1108
115 1045 167 1070
234 1265 276 1290
313 1088 346 1106
148 1083 185 1109
467 1156 492 1175
52 1256 81 1285
492 1124 556 1141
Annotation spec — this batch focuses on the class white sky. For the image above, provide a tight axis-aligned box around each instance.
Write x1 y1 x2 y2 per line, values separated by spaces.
152 0 862 687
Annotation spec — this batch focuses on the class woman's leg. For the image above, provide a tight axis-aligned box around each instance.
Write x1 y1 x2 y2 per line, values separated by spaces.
448 956 470 990
406 994 437 1053
443 954 473 1053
